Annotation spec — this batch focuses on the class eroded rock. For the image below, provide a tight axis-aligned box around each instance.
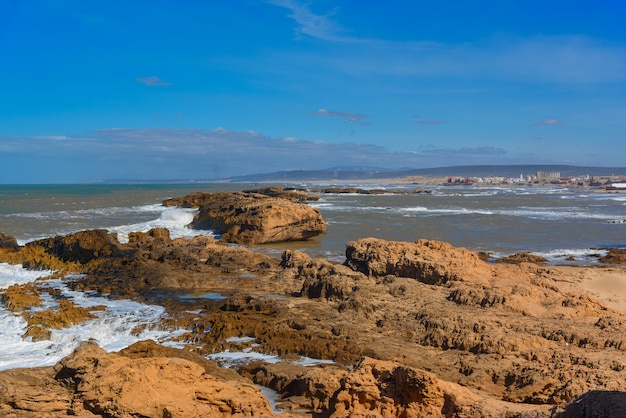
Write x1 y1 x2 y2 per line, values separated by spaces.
165 191 327 245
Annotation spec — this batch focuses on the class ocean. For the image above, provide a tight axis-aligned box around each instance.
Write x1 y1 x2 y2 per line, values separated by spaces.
1 182 625 371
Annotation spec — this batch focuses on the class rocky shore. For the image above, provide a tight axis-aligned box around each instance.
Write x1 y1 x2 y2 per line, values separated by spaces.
1 189 626 417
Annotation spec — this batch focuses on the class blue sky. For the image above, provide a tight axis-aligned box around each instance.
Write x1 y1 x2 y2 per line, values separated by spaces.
1 0 625 182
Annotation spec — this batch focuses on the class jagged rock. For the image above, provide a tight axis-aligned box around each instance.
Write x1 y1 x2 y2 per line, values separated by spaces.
1 283 42 312
127 227 172 245
28 229 126 264
0 341 275 417
496 252 549 264
0 233 19 250
55 342 274 417
241 361 348 413
344 237 491 285
328 357 470 417
242 186 319 202
187 192 327 245
280 250 368 300
3 229 626 416
600 248 626 264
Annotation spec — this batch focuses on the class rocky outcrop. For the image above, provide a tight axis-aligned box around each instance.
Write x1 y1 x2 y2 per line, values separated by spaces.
0 233 19 250
314 187 431 194
600 248 626 264
28 229 127 264
167 191 327 245
4 228 626 416
0 340 275 417
345 237 492 285
496 251 549 264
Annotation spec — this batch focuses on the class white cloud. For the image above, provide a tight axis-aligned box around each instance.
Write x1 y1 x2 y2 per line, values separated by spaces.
265 2 626 85
312 108 369 123
135 76 172 86
266 0 347 42
533 118 564 126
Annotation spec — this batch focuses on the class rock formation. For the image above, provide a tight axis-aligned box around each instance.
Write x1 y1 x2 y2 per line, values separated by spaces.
1 225 626 416
164 191 327 245
0 340 274 417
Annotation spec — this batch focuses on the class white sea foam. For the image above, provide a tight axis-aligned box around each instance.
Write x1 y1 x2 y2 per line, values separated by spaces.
488 248 609 265
207 349 281 367
0 263 54 289
110 206 214 243
0 267 188 371
207 349 335 368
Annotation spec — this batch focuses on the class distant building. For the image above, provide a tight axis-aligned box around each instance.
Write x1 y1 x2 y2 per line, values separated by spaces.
537 171 560 182
607 183 626 190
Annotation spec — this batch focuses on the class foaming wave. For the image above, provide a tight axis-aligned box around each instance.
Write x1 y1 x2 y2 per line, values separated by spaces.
0 277 188 371
489 248 609 266
109 206 214 243
0 263 54 289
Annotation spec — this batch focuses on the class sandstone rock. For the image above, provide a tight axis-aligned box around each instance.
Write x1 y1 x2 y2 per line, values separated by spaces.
242 186 319 202
0 341 276 417
495 252 549 264
241 361 347 413
28 229 126 264
0 233 19 250
328 357 466 417
600 248 626 264
0 244 77 272
188 192 327 245
4 230 626 417
164 191 327 244
127 227 172 245
344 237 491 285
55 342 275 417
1 283 42 312
280 250 369 300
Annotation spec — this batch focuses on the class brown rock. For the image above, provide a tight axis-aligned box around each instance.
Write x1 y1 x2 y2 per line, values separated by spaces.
55 342 275 417
600 248 626 264
0 341 276 417
188 192 327 245
495 251 549 264
28 229 127 264
344 237 491 285
0 233 19 250
1 283 42 312
328 357 467 417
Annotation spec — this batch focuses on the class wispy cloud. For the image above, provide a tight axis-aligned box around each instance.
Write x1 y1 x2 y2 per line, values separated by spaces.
414 115 445 125
313 108 369 124
265 2 626 85
533 118 564 126
0 129 534 182
266 0 347 42
418 146 507 157
135 76 172 86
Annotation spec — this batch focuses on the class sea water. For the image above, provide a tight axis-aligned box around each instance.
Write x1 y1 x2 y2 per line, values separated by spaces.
0 182 625 370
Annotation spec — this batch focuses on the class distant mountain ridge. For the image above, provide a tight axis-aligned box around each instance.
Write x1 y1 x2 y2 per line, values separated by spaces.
225 165 626 182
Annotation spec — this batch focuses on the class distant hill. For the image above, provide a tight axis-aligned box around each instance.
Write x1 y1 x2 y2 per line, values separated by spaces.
224 165 626 182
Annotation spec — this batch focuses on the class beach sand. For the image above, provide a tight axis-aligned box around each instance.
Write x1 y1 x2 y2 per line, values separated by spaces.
554 265 626 311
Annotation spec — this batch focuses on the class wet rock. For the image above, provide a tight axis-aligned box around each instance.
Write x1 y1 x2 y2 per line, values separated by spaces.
3 231 626 416
1 283 42 312
0 233 19 250
495 251 549 264
241 361 348 413
28 229 127 264
242 186 319 202
600 248 626 264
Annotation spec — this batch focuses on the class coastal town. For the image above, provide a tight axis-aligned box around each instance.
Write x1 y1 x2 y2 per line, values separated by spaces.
433 171 626 190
